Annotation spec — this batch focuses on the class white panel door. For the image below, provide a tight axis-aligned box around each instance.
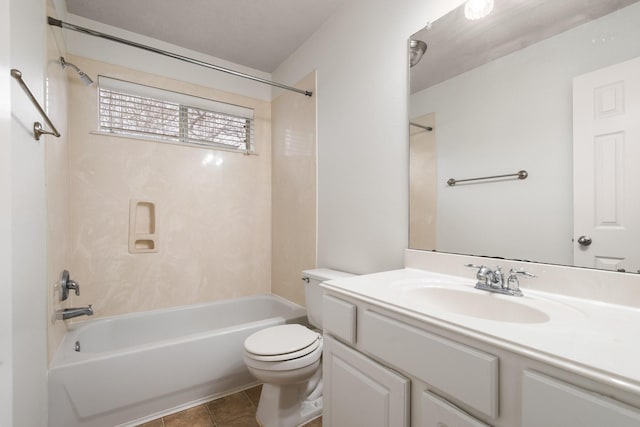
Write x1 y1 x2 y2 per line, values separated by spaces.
573 56 640 272
322 335 410 427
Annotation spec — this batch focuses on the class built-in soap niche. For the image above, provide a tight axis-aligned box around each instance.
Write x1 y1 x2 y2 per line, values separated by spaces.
128 200 158 254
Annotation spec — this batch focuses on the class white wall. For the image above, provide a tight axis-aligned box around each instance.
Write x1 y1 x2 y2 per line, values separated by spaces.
410 3 640 265
0 0 13 423
272 0 465 274
9 0 49 424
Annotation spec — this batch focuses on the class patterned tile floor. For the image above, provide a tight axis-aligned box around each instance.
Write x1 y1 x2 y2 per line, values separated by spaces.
137 385 322 427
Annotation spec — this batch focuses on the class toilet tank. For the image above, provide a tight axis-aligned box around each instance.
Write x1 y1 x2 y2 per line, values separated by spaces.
302 268 355 329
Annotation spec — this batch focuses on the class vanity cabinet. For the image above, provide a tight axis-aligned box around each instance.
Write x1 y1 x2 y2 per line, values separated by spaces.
321 291 640 427
322 294 493 427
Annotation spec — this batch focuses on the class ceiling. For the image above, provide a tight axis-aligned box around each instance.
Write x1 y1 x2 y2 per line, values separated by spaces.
65 0 348 73
410 0 640 93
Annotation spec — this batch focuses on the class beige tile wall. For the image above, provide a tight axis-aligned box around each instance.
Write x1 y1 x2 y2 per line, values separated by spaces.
271 72 317 305
66 56 272 318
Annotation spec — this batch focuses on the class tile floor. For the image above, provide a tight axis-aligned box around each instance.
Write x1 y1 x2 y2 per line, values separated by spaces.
137 385 322 427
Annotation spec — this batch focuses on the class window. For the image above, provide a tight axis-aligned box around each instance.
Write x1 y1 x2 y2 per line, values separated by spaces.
98 76 255 152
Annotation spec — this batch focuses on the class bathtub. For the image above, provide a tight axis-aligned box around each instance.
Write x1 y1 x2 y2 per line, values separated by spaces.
48 294 307 427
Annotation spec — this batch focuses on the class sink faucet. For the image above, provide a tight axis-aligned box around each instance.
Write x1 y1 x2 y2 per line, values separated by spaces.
56 305 94 320
465 264 534 297
487 266 504 288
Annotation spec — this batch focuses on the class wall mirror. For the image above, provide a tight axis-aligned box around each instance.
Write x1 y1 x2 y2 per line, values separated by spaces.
409 0 640 273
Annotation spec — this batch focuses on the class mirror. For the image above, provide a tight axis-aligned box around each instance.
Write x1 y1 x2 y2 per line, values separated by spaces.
409 0 640 272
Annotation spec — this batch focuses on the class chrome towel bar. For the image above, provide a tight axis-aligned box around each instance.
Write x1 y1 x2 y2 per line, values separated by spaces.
447 170 528 186
10 69 61 141
410 122 433 131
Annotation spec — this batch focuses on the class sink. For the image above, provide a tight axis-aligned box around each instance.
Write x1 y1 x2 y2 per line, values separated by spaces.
400 286 550 324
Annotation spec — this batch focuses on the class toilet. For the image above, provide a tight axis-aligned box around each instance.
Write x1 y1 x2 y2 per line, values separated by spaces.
243 269 354 427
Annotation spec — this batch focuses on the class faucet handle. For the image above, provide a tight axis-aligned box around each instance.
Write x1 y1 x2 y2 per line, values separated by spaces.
465 263 483 268
465 264 489 274
507 269 536 295
67 280 80 296
508 268 536 278
59 270 80 301
465 264 491 286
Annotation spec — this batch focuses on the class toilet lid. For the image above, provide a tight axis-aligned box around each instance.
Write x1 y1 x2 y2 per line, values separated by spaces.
244 324 320 357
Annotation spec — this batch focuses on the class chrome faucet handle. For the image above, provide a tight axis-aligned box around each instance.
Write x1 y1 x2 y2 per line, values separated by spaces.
465 263 489 275
508 268 536 278
465 264 491 286
464 263 484 269
66 280 80 296
59 270 80 301
506 269 536 295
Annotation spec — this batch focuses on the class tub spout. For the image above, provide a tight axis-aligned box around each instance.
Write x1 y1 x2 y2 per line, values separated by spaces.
56 305 94 320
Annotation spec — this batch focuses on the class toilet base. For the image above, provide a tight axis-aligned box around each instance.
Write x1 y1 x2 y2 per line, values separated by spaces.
299 396 322 425
256 370 323 427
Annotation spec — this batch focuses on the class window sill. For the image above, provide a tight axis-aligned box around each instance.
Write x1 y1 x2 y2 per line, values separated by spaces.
90 130 258 156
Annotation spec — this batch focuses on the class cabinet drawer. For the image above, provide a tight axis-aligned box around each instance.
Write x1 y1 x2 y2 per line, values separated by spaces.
422 391 491 427
361 310 499 418
323 294 357 344
522 371 640 427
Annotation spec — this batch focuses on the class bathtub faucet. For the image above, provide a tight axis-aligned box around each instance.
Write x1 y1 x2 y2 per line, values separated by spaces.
56 305 94 320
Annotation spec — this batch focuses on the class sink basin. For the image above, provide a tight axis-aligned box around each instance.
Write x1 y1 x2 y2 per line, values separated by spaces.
401 286 550 324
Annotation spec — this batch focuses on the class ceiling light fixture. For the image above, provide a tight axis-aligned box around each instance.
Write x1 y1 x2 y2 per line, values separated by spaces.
464 0 494 20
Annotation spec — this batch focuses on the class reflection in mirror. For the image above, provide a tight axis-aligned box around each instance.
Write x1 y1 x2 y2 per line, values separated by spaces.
409 0 640 273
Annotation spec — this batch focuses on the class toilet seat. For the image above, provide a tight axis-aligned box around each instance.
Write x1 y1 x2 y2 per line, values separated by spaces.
246 340 321 362
244 342 323 372
244 324 321 362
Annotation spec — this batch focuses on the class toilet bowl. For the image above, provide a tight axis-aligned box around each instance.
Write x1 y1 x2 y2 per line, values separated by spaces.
243 269 354 427
244 324 323 427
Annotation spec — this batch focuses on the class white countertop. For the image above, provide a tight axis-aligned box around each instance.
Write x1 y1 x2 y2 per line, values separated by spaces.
322 268 640 396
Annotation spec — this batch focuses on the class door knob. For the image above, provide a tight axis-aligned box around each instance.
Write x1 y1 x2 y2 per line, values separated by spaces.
577 235 592 247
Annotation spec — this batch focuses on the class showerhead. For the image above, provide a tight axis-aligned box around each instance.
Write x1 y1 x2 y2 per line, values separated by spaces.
409 40 427 68
77 71 94 86
59 56 94 86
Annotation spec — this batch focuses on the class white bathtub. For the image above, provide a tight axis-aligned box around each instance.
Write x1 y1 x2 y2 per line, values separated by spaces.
48 294 307 427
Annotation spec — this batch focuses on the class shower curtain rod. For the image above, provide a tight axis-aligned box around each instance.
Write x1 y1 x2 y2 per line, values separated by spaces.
47 17 313 97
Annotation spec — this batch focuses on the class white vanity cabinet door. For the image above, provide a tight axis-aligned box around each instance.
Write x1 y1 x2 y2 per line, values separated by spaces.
421 391 491 427
522 371 640 427
323 334 410 427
